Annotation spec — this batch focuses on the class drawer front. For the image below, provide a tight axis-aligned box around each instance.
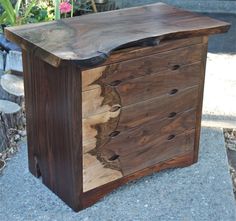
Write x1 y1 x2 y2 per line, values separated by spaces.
83 86 199 144
116 62 201 106
95 108 196 165
82 43 204 92
88 37 203 68
120 129 195 175
82 63 201 117
83 109 196 191
82 42 204 192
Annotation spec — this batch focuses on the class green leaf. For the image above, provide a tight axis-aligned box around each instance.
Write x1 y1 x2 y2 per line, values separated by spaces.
15 0 23 17
0 11 8 24
20 0 37 24
0 0 16 25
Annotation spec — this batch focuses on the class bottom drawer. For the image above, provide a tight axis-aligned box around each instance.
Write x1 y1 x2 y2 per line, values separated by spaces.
98 108 196 176
83 109 196 191
120 129 195 175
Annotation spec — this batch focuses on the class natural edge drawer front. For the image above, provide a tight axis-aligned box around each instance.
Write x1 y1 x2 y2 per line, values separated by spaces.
5 3 230 211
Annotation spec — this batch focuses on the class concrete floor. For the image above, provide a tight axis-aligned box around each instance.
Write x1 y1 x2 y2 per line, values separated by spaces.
0 128 236 221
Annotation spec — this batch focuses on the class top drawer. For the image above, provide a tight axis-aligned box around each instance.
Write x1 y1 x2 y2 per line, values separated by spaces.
82 43 205 92
83 37 203 68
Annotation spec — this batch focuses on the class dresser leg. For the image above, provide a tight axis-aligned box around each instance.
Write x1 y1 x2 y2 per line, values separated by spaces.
22 50 83 211
193 36 209 163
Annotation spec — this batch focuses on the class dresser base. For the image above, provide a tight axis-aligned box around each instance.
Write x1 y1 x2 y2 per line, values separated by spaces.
81 151 195 211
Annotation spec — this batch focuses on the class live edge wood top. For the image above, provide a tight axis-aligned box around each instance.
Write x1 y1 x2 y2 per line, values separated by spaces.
5 3 230 68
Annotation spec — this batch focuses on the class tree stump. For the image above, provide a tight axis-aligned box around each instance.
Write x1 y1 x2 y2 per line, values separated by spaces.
0 74 24 106
0 100 24 152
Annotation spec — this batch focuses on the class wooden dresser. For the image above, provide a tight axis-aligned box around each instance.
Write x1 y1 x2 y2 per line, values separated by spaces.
5 3 230 211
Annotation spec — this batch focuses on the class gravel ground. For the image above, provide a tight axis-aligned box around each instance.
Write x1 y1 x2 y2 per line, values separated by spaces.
224 129 236 198
0 127 236 221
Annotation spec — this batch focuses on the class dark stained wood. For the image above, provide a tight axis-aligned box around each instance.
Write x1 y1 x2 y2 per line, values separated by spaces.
90 109 196 176
82 84 199 192
118 86 199 132
81 42 204 93
102 37 203 67
5 3 230 68
120 129 195 175
91 43 204 91
81 151 194 209
83 86 199 145
6 3 231 212
99 108 196 157
116 63 201 106
193 36 209 163
22 50 83 211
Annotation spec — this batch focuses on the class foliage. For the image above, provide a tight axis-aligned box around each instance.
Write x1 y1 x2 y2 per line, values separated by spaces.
54 0 60 20
28 1 55 23
0 0 36 26
0 0 97 27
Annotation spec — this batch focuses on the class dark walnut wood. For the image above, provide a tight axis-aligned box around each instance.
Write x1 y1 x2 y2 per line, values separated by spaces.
6 3 230 212
5 3 230 68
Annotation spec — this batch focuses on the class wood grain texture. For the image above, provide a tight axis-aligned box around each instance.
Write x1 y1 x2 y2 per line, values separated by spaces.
115 62 201 106
193 36 209 163
82 84 199 191
83 108 196 190
5 3 230 68
102 37 203 67
82 43 204 93
11 3 230 211
100 109 196 157
120 129 195 175
82 151 194 209
83 86 199 144
22 50 83 211
81 41 202 192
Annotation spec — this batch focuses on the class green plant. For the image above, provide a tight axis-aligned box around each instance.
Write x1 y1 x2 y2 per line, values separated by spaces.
54 0 60 19
0 0 97 27
29 1 55 23
0 0 36 26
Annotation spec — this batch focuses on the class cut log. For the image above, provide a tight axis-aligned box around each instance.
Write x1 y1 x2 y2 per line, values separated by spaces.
5 50 23 72
0 50 6 70
0 100 24 152
0 74 24 106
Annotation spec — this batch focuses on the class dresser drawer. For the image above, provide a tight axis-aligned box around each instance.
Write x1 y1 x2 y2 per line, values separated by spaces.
116 62 201 106
101 37 203 66
82 86 199 145
82 62 201 117
82 43 204 92
120 129 195 175
81 36 205 195
96 108 196 162
83 109 196 190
